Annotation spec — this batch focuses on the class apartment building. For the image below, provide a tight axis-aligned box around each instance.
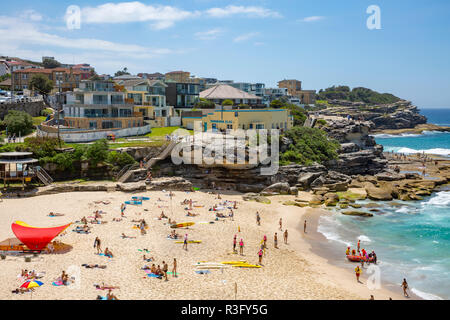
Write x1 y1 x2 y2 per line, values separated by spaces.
278 79 316 104
12 67 82 92
199 84 263 107
62 80 145 131
165 82 200 109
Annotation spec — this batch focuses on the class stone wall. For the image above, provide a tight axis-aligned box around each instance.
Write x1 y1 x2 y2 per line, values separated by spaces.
0 101 45 119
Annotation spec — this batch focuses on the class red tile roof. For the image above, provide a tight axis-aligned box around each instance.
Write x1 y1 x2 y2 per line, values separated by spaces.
14 67 83 74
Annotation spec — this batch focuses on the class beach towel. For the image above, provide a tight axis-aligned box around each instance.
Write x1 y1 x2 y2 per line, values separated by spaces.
52 281 65 286
195 270 211 274
146 273 162 279
97 253 112 258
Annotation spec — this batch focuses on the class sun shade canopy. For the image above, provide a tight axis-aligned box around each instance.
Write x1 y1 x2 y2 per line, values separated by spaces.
11 221 71 251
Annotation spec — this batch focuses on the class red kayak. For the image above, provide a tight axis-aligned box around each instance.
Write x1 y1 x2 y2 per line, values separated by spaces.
346 255 375 263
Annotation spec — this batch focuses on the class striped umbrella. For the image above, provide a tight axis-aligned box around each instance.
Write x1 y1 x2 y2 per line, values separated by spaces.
20 280 43 299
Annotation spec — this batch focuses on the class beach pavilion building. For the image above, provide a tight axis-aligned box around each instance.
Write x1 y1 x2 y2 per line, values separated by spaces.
0 152 52 189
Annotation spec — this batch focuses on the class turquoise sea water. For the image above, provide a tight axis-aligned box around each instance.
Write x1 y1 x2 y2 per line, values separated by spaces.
373 108 450 157
318 191 450 300
317 108 450 299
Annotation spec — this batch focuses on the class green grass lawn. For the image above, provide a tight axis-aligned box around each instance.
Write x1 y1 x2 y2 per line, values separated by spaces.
32 116 47 126
145 126 193 138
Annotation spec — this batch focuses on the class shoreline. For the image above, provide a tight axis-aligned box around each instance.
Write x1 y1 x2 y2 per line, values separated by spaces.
298 208 422 300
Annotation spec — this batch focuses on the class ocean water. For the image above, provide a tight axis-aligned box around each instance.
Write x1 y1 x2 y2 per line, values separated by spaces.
317 109 450 299
373 108 450 156
318 191 450 300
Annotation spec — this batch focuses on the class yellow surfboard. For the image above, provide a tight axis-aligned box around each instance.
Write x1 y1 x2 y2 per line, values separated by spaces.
221 261 247 265
170 222 195 228
133 225 149 230
232 264 262 268
175 240 202 244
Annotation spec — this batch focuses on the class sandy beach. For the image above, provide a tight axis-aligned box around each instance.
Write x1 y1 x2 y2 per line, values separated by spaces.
0 189 412 300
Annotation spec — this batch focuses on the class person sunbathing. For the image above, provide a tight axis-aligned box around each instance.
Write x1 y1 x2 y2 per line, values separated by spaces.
186 211 199 217
216 212 226 218
158 211 168 220
48 212 64 217
82 264 106 269
104 248 113 258
143 255 154 262
150 264 157 274
121 233 136 239
95 283 120 290
112 218 122 222
81 216 88 225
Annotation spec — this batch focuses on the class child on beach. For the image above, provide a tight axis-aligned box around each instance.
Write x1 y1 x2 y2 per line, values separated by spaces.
239 239 244 255
263 235 267 249
120 203 126 217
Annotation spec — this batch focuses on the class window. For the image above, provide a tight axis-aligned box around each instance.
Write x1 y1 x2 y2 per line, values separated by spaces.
93 95 108 104
89 121 97 129
111 95 124 104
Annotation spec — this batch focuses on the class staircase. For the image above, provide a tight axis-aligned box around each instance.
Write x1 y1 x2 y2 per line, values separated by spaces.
304 116 317 128
117 140 178 183
35 167 53 186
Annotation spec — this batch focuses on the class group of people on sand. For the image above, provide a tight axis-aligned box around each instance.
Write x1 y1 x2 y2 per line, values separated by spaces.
143 259 177 281
168 229 180 239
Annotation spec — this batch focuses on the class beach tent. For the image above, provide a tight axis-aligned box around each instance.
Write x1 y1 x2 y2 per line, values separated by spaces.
11 221 71 251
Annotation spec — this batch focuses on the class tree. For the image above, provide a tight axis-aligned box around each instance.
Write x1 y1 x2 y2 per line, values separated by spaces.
4 110 34 136
195 98 215 109
42 58 61 69
222 99 234 106
114 67 130 77
270 99 285 108
29 74 54 109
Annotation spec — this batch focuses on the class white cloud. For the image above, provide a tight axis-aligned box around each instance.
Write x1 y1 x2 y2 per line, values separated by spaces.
194 28 224 40
20 9 43 22
79 2 199 30
233 32 260 43
0 16 174 60
299 16 325 22
206 5 281 18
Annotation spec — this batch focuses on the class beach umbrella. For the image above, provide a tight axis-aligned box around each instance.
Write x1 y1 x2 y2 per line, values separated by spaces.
20 280 43 299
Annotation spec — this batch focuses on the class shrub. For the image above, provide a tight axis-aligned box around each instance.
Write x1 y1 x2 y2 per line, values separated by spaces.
4 110 34 136
23 137 60 158
106 151 136 170
83 139 109 166
280 127 340 166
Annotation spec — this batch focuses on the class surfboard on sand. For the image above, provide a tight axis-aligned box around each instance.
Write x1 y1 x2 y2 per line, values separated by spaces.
132 196 150 201
170 222 195 228
175 240 202 244
125 200 142 205
232 264 261 268
221 261 247 265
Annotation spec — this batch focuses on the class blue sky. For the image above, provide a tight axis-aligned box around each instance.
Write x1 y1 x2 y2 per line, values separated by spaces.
1 0 450 107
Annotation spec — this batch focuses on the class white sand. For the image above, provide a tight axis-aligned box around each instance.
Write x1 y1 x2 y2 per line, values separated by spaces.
0 190 406 300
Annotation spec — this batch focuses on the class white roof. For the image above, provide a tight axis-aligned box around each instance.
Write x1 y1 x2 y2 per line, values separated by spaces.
200 84 261 100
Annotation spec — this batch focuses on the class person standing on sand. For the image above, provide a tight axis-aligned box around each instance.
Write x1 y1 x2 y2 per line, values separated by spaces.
256 212 261 226
183 234 188 251
172 258 177 277
274 233 278 249
304 220 307 233
355 266 362 283
258 248 263 265
94 237 102 254
284 229 288 244
263 235 267 249
120 203 126 217
357 240 361 252
239 238 244 255
279 218 282 231
162 261 168 281
233 234 237 253
401 279 409 298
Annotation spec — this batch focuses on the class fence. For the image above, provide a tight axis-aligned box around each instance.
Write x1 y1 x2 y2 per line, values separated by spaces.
37 125 152 143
